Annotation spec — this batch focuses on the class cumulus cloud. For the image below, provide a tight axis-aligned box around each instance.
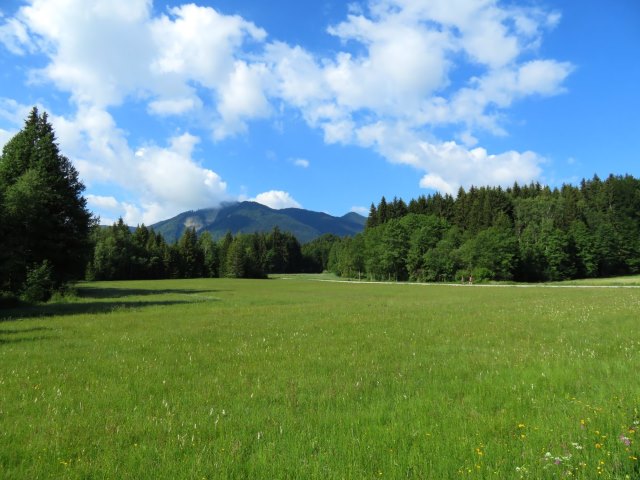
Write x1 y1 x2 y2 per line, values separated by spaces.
148 97 202 116
263 2 565 157
49 107 230 225
150 3 265 85
11 0 155 107
262 0 572 191
2 0 269 133
0 0 575 211
134 133 229 218
86 194 120 210
252 191 301 209
214 61 271 139
355 120 543 194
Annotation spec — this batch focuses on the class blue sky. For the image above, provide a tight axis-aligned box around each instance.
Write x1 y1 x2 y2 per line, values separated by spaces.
0 0 638 225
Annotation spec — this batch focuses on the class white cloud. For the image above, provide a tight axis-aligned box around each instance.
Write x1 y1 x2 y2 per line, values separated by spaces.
293 158 310 168
262 0 572 191
3 0 269 127
517 60 574 96
148 96 202 116
0 128 14 150
49 107 230 225
355 120 543 194
135 133 229 216
0 0 574 208
0 97 32 125
351 206 368 216
13 0 155 107
252 190 301 209
264 42 328 108
214 61 271 140
86 194 120 210
150 3 265 86
0 16 36 55
325 12 451 114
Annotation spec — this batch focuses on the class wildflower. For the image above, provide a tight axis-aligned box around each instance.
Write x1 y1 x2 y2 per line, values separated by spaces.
619 435 631 446
595 443 602 449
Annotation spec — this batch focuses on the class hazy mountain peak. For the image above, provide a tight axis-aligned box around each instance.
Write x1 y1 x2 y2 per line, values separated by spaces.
151 201 365 243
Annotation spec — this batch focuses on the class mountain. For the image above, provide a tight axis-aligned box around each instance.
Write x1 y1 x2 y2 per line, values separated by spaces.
150 201 366 243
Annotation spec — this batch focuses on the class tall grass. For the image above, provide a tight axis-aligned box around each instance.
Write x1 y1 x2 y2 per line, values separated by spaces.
1 278 639 478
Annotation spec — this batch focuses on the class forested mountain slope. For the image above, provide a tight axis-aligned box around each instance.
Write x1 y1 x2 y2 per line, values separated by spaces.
151 201 365 243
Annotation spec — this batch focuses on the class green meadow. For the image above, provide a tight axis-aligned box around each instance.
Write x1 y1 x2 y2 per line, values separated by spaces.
1 278 639 479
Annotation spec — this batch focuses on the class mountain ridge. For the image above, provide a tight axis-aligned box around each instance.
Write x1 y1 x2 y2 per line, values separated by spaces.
150 201 366 243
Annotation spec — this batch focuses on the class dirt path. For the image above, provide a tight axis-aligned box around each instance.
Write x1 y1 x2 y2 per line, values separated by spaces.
282 277 640 289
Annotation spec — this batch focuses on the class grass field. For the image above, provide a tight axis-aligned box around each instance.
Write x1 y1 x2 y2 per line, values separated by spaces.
1 277 640 478
552 275 640 287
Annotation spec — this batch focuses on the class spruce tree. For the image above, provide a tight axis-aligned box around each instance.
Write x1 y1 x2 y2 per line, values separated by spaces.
0 107 93 298
366 202 378 229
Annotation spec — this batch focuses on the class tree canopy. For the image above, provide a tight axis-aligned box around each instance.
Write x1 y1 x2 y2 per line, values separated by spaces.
328 176 640 283
86 223 310 281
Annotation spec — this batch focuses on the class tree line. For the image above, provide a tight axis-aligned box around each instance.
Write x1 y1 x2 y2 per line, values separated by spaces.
3 108 640 306
326 177 640 282
87 221 313 281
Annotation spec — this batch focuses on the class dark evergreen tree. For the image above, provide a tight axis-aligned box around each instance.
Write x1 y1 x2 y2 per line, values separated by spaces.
377 196 389 225
217 231 234 277
366 202 378 229
0 107 94 299
177 227 203 278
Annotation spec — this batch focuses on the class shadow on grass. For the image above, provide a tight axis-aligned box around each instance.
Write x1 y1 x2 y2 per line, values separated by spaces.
0 326 56 345
0 335 58 345
0 326 52 334
77 286 221 299
0 299 212 321
0 284 222 322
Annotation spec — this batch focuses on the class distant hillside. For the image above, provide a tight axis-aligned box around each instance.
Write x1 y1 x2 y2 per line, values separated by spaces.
151 201 366 243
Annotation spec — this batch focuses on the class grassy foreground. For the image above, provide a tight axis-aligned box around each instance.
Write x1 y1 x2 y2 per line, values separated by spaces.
1 278 639 479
